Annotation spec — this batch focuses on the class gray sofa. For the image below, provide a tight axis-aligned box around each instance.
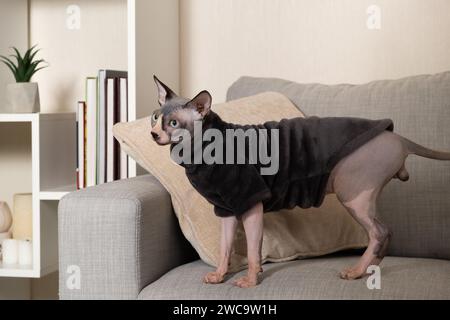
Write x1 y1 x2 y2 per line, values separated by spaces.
59 73 450 299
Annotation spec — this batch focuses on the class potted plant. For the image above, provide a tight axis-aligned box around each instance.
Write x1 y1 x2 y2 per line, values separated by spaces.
0 45 48 113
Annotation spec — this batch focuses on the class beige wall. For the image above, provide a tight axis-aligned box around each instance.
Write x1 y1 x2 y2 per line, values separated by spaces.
28 0 178 117
133 0 179 175
29 0 127 113
180 0 450 102
0 0 28 108
134 0 179 117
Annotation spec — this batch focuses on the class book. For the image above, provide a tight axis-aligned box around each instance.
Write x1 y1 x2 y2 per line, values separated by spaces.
98 70 128 184
76 101 86 189
119 77 128 179
86 77 98 187
76 104 80 189
79 71 128 187
106 78 116 183
97 70 107 185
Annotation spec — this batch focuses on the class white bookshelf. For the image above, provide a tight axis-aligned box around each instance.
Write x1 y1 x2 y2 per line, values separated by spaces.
0 113 76 278
39 185 76 201
0 0 179 279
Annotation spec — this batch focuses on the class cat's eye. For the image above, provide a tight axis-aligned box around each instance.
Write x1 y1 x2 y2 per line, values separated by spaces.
151 113 159 122
169 119 179 128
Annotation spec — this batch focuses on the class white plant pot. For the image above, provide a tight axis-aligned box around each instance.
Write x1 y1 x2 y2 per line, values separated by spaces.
6 82 40 113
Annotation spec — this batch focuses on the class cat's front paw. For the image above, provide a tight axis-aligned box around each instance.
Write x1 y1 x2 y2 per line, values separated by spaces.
203 271 225 284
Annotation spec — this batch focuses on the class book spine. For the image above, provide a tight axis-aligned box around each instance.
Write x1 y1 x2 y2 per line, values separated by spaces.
114 77 120 181
106 78 115 183
83 103 87 188
76 104 79 190
86 77 98 187
97 70 107 184
77 101 86 189
119 77 128 179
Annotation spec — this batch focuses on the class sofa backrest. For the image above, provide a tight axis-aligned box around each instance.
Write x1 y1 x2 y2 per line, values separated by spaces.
227 72 450 260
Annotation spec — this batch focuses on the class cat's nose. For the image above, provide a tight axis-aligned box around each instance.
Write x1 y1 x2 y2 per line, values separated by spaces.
151 132 160 140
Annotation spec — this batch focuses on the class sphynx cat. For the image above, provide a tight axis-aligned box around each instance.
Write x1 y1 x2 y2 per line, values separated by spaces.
149 76 450 288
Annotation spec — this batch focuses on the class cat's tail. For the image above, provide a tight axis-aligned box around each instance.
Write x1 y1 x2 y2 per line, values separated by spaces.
403 137 450 160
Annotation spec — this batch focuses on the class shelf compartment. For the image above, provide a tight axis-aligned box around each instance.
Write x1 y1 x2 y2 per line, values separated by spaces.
0 112 75 278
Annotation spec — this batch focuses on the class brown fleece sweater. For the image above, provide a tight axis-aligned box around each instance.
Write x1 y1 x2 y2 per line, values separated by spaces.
173 111 394 217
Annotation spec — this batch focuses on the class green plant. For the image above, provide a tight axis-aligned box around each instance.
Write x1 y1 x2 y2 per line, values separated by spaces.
0 45 48 83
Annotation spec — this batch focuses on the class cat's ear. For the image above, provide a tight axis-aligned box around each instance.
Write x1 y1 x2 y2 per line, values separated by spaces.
153 75 177 106
186 90 212 117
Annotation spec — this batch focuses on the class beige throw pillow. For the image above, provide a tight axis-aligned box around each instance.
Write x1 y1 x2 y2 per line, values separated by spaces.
113 92 368 271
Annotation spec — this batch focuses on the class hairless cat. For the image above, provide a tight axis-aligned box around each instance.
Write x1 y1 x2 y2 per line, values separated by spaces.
150 76 450 288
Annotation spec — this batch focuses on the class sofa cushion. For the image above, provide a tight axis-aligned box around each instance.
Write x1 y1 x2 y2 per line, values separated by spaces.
114 92 368 272
139 256 450 300
227 72 450 260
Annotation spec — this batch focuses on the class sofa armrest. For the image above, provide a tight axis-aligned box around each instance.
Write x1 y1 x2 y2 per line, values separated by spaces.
58 174 198 300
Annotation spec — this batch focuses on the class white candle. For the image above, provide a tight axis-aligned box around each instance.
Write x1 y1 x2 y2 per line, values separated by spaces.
18 240 33 266
2 239 19 265
0 231 12 259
